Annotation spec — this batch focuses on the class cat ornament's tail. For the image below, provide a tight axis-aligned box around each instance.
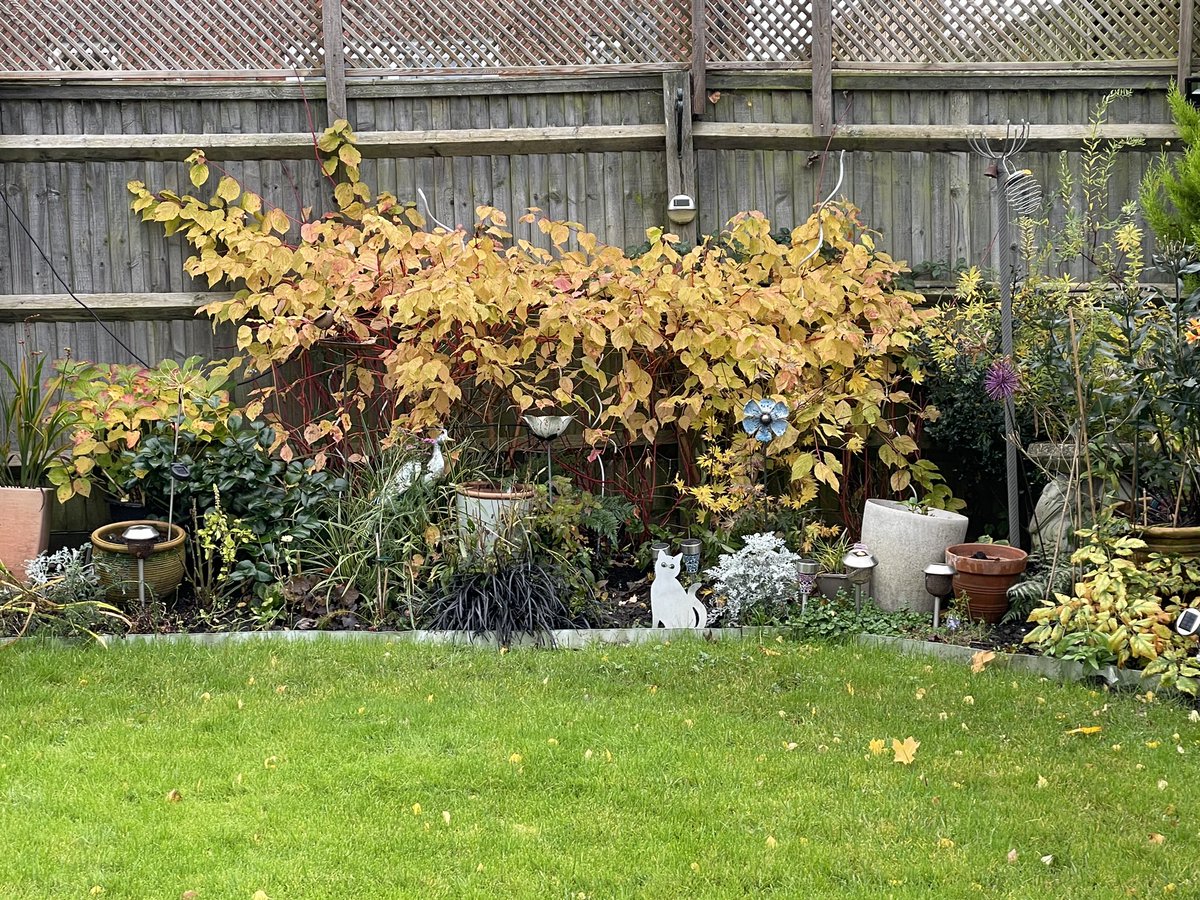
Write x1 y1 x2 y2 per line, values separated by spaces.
687 584 708 629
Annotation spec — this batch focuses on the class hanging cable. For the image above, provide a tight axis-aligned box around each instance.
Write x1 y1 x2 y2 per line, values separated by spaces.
0 187 152 368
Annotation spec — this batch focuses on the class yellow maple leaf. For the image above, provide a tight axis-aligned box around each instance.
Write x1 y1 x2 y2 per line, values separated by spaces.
868 738 886 756
970 650 996 673
1066 726 1102 735
892 736 920 765
1149 832 1166 845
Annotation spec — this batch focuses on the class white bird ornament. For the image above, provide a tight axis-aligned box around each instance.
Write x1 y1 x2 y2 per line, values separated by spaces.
383 430 449 500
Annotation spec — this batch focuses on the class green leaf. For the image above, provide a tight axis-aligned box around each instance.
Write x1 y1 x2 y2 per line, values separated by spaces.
189 163 210 188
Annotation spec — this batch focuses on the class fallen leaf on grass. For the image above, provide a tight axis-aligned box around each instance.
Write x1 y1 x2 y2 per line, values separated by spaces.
1159 779 1169 791
868 738 886 756
970 650 996 673
759 646 780 656
936 837 955 849
166 789 182 803
253 892 270 900
1066 726 1102 735
845 682 854 695
1149 833 1166 845
892 736 920 765
1037 775 1048 788
1007 849 1018 863
442 810 451 825
765 835 777 849
1040 855 1054 866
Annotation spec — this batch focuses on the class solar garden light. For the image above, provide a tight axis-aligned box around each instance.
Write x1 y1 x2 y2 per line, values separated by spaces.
796 559 819 614
648 541 670 572
122 523 161 608
843 543 878 613
680 538 702 575
924 562 956 629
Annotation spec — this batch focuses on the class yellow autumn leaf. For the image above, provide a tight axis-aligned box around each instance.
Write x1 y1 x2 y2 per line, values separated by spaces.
1066 726 1102 735
868 738 886 756
892 736 920 765
1149 833 1166 845
970 650 996 673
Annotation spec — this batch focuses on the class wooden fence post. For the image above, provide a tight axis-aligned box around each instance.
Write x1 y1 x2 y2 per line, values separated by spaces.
321 0 348 124
1180 0 1195 89
811 0 833 135
691 0 707 116
663 70 698 244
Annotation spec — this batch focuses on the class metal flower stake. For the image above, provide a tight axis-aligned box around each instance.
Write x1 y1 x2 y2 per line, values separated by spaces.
742 398 790 442
739 398 820 613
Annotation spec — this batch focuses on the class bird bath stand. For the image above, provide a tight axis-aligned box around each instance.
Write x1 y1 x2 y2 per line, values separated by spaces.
523 415 573 498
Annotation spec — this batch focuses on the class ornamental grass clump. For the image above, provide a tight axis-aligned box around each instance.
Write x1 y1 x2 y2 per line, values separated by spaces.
708 532 802 625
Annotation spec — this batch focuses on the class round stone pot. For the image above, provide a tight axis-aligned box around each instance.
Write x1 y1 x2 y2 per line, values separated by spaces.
945 543 1029 624
860 499 968 613
455 482 536 557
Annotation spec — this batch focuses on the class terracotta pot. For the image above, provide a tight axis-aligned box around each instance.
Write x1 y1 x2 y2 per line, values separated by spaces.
945 543 1029 624
0 486 52 581
90 520 187 603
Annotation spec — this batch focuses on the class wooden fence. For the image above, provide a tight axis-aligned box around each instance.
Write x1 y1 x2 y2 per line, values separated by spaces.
0 10 1188 394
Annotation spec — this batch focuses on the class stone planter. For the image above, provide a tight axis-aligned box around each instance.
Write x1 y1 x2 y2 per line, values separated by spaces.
0 486 52 581
455 481 536 556
860 499 968 613
945 543 1028 624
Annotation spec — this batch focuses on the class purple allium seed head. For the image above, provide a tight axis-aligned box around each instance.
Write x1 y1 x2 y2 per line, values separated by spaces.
984 358 1020 402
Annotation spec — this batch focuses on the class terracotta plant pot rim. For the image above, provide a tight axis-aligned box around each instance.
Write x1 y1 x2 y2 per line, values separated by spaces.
90 520 187 554
456 481 536 501
946 543 1028 576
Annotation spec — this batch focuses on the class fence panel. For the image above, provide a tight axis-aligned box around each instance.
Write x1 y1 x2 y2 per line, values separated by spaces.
341 0 690 74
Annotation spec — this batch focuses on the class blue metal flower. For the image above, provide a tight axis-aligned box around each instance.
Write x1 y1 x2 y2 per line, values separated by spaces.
742 398 789 442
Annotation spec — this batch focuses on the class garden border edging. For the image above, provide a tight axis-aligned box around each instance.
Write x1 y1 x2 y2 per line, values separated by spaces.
856 633 1153 689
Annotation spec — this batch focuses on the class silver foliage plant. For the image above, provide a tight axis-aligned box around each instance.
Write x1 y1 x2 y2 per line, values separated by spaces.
708 532 801 625
23 546 101 605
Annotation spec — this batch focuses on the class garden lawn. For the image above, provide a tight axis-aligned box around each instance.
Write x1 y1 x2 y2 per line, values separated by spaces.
2 637 1200 898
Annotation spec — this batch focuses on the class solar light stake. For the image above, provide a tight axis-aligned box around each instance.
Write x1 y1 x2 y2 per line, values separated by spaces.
796 559 819 614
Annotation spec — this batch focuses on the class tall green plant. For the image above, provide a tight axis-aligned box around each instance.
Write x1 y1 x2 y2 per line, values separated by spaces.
1140 84 1200 249
0 347 75 489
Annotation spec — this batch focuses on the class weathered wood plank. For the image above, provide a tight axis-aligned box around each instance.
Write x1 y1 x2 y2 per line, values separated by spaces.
0 125 670 162
320 0 348 123
691 122 1175 151
0 293 224 321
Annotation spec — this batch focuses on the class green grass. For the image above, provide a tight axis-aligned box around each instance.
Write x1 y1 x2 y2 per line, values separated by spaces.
2 637 1199 899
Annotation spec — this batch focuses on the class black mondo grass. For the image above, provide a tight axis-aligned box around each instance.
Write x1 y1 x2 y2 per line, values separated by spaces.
430 561 589 647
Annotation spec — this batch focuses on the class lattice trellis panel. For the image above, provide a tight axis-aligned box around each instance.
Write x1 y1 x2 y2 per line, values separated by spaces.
833 0 1180 65
0 0 321 76
705 0 812 64
341 0 689 72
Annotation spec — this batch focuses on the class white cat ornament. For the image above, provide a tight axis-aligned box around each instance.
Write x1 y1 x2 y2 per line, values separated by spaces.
651 550 707 629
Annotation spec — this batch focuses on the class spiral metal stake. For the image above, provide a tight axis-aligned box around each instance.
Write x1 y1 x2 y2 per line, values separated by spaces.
968 120 1039 549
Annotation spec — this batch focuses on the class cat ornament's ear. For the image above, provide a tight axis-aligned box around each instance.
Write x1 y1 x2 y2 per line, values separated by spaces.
656 549 668 563
672 552 683 565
